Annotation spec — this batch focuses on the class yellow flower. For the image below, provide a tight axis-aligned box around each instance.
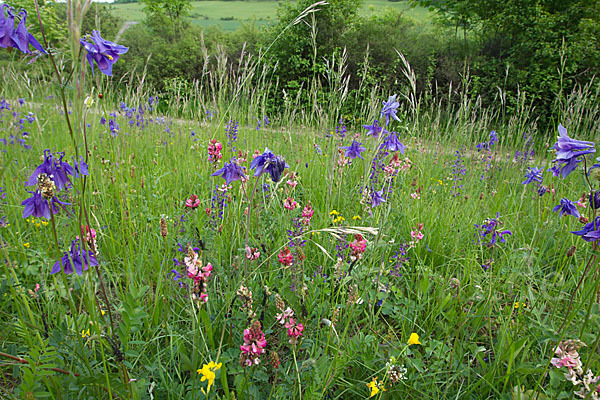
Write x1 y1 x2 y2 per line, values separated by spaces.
408 332 421 345
198 360 222 394
514 302 520 309
333 216 345 224
366 377 385 397
100 310 106 316
329 210 339 216
80 329 90 338
352 215 361 220
23 242 30 248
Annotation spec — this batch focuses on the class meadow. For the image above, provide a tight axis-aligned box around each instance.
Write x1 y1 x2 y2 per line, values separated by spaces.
2 1 600 399
108 0 432 31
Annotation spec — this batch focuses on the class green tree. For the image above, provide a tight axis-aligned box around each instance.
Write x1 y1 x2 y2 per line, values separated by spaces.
140 0 191 40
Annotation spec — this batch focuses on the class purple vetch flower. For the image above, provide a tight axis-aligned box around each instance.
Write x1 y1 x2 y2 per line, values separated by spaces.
80 30 128 76
475 213 512 247
553 198 580 218
551 124 595 178
380 131 405 154
51 239 98 275
522 167 544 185
250 148 289 182
340 140 366 160
362 120 385 138
0 6 46 54
476 131 498 152
211 159 246 185
381 95 400 125
572 217 600 242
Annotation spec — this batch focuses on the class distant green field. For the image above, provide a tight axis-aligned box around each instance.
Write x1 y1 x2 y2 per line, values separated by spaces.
110 0 432 32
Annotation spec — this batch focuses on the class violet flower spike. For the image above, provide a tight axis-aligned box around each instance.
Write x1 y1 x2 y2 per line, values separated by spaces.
553 198 580 218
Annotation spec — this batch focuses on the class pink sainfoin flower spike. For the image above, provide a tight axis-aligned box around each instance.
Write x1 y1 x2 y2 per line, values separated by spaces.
276 307 294 324
245 246 260 261
240 320 267 367
285 318 304 345
349 234 367 258
278 247 294 266
185 194 200 209
284 197 297 211
208 139 222 163
302 202 314 225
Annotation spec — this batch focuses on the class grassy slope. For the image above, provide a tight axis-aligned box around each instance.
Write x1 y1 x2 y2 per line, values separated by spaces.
111 0 432 31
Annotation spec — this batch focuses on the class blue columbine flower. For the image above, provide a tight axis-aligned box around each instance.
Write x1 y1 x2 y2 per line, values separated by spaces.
341 140 366 160
80 30 128 76
551 124 595 178
51 239 98 275
26 150 73 190
250 148 289 182
0 6 46 54
211 159 246 185
381 95 400 125
590 191 600 210
370 189 386 207
362 120 385 138
553 198 580 218
572 217 600 242
380 131 405 154
522 167 543 185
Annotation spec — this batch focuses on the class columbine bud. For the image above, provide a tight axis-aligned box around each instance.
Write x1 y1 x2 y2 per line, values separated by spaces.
589 191 600 209
567 245 577 257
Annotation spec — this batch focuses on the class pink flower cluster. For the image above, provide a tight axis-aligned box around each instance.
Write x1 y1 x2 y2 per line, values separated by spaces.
278 247 294 266
285 318 304 345
240 320 267 367
184 250 213 303
302 202 314 225
411 223 424 243
78 225 98 254
551 340 600 399
349 234 367 258
185 194 200 209
284 197 297 211
245 246 260 261
208 139 222 163
385 154 412 176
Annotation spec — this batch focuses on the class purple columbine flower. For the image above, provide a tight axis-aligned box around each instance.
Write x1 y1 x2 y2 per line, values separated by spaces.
553 198 580 218
362 120 384 138
381 95 400 125
589 191 600 209
0 6 46 54
381 131 405 154
80 30 128 76
21 191 68 219
475 213 512 247
211 159 246 185
572 217 600 242
250 148 289 182
522 167 543 185
370 189 386 207
551 124 595 179
51 239 98 275
25 150 74 190
341 140 366 160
